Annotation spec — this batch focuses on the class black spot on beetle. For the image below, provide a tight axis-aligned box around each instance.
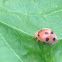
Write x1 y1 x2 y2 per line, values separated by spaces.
53 38 55 41
45 32 48 34
46 38 49 41
51 31 54 34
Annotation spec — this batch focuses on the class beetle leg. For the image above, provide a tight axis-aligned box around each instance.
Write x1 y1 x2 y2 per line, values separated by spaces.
43 42 45 47
41 41 43 43
37 38 39 42
48 43 51 46
41 41 45 47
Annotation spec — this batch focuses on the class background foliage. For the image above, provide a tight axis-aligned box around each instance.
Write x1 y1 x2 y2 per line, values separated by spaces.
0 0 62 62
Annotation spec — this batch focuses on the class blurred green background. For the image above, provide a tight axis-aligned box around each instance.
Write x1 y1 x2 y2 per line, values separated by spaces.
0 0 62 62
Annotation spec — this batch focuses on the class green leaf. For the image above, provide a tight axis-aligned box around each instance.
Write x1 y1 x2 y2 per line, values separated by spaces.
0 0 62 62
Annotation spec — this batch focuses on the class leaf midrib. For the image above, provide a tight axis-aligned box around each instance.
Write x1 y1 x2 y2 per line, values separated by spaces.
0 33 23 62
0 20 33 36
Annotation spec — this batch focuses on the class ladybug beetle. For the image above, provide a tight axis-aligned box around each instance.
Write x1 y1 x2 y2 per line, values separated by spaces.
34 28 57 45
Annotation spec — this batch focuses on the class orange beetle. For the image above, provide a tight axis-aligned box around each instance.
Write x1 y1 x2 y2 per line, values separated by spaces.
34 28 57 45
